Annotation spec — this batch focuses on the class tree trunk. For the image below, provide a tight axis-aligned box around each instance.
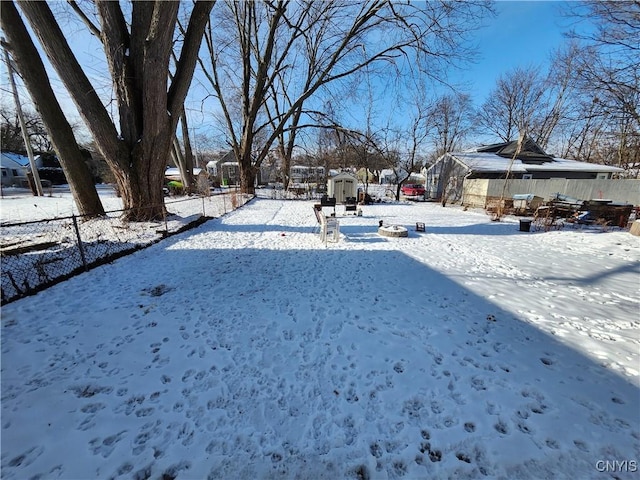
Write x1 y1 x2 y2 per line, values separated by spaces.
1 1 105 218
278 142 290 190
16 0 214 222
238 124 257 193
172 138 190 195
239 160 256 194
117 148 167 220
172 113 194 194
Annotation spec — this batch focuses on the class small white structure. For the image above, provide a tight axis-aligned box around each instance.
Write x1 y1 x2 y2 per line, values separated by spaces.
327 172 357 203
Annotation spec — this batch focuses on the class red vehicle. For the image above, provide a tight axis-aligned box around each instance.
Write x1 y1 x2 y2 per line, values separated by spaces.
401 183 425 197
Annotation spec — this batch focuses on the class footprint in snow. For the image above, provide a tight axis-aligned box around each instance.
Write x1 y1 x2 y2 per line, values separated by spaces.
546 439 560 449
89 430 128 458
5 446 45 468
540 357 554 366
135 407 155 417
494 420 509 435
516 421 532 434
393 362 405 373
81 403 106 414
573 439 589 452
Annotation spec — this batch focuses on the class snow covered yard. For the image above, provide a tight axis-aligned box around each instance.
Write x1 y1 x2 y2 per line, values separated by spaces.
1 197 639 479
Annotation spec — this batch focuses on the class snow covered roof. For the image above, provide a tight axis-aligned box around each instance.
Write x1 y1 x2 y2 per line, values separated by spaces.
451 152 623 174
165 167 204 177
446 138 624 174
291 165 324 170
1 152 30 167
328 170 357 179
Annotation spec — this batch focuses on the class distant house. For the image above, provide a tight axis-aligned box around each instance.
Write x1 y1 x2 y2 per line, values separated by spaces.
206 152 240 186
33 153 66 185
164 166 208 183
0 152 60 189
290 165 325 184
379 168 424 185
0 152 29 187
426 138 626 204
205 151 264 186
356 168 376 183
205 151 235 177
1 152 28 187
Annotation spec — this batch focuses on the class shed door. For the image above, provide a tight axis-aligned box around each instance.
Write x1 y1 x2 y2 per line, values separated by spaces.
334 179 345 203
343 179 354 200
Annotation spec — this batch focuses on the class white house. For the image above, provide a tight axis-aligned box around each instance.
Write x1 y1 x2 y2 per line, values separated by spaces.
379 169 397 184
0 152 28 187
290 165 325 184
379 168 424 185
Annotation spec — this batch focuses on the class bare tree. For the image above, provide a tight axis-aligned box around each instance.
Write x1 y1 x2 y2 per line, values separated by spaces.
392 103 429 200
201 0 492 194
266 73 303 191
170 112 197 195
1 106 50 153
530 43 582 151
477 66 546 142
429 92 476 159
564 0 639 121
16 1 214 221
1 1 104 217
419 92 475 206
562 0 639 170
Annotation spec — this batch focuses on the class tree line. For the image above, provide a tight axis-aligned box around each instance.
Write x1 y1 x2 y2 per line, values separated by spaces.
1 1 637 220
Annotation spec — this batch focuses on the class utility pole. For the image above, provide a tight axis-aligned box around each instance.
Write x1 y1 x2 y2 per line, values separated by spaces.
2 37 43 196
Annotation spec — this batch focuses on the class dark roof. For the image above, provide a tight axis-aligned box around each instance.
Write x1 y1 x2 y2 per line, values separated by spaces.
477 138 553 164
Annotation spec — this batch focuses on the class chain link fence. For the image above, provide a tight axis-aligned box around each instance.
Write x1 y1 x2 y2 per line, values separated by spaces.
1 192 252 305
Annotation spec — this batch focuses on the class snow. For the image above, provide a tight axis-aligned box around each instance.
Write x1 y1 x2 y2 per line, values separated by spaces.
1 189 639 479
0 185 124 222
453 152 624 174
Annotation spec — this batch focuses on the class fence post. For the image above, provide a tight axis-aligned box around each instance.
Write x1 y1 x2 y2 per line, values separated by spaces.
72 215 88 271
163 206 168 234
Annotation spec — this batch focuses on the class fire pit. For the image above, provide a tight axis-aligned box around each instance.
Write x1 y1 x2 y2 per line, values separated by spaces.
378 224 408 238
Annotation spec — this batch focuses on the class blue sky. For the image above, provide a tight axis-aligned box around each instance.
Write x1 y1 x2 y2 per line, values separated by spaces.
3 1 581 148
340 1 578 144
453 1 572 107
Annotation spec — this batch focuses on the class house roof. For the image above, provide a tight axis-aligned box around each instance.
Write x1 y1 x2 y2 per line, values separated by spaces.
1 152 30 167
165 167 204 178
475 137 551 161
441 139 624 174
450 152 623 174
291 165 325 170
328 171 357 179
